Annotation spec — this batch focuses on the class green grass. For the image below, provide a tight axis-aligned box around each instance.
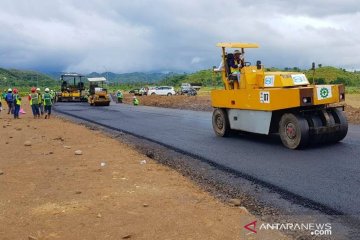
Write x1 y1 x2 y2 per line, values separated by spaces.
345 87 360 94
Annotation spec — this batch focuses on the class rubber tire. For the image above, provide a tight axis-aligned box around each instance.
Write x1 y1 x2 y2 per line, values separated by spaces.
212 108 231 137
331 109 348 142
151 93 156 95
167 93 172 96
279 113 309 149
308 115 323 145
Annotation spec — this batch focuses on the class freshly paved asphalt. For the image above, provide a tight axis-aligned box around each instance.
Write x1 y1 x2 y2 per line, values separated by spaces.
55 102 360 216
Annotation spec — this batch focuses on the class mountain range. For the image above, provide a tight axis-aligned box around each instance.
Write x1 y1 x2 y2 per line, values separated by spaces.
45 71 177 84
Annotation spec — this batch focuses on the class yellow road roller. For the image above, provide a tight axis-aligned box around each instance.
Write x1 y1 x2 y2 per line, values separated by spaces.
57 73 87 102
88 77 111 106
211 42 347 149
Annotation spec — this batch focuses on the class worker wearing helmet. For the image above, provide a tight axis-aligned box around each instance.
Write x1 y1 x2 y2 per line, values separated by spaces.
116 90 123 103
28 87 40 118
12 88 21 119
132 96 139 106
5 88 14 114
50 90 55 102
43 88 52 119
36 88 44 115
228 50 244 84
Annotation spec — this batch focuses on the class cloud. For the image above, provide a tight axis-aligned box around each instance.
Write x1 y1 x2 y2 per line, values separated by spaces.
0 0 359 73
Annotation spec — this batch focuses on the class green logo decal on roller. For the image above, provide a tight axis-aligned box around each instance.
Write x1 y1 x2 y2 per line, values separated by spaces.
320 88 329 98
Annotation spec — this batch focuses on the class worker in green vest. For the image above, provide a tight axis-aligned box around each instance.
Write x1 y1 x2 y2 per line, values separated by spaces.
37 88 44 115
12 88 21 119
28 87 40 118
50 90 56 103
133 96 139 106
0 90 5 113
43 88 53 119
1 90 6 100
116 90 123 103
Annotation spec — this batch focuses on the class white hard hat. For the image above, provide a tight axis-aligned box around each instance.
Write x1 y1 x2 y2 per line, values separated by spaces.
36 88 40 91
45 88 50 92
8 88 12 92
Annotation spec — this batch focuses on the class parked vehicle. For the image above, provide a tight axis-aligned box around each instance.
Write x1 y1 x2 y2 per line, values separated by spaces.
185 88 197 96
147 86 176 96
129 89 140 94
129 88 147 96
181 83 201 91
139 87 147 95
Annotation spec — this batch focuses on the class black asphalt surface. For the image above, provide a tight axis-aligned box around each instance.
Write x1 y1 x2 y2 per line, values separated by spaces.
55 102 360 216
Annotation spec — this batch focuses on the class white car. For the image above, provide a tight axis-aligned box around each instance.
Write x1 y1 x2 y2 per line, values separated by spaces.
148 86 176 96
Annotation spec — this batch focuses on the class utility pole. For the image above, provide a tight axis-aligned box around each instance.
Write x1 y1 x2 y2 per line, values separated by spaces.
311 62 316 85
103 66 109 81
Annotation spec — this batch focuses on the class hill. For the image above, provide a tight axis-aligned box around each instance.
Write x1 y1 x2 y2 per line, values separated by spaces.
160 66 360 87
304 66 360 86
160 70 222 87
0 68 56 88
46 71 176 84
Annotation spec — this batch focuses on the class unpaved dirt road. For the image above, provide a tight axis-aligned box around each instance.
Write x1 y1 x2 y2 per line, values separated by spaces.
0 103 287 240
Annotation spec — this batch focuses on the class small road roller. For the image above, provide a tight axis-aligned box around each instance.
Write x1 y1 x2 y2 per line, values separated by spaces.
211 42 348 149
87 77 111 106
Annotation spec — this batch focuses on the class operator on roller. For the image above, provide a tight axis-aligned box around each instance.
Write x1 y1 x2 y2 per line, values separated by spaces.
228 50 244 83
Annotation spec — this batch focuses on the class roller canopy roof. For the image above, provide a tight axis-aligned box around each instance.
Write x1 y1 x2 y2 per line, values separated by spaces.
216 42 259 48
87 77 107 82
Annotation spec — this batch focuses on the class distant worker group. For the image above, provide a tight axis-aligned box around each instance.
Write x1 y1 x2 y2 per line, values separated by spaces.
0 87 55 119
0 88 140 119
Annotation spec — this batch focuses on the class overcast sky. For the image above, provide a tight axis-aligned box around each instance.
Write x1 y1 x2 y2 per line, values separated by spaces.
0 0 359 73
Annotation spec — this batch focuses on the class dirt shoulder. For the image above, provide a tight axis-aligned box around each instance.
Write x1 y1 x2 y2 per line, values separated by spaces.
119 93 360 124
120 93 213 112
0 102 287 240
